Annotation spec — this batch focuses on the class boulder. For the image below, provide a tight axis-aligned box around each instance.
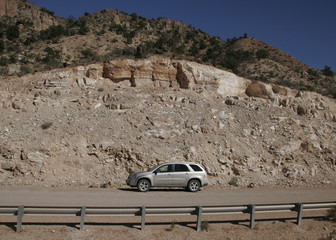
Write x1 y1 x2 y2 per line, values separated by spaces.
245 83 270 99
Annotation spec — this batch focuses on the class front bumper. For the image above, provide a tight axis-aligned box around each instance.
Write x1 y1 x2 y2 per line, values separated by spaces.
126 175 137 187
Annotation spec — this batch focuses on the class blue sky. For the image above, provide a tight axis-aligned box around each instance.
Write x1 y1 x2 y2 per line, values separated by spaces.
28 0 336 72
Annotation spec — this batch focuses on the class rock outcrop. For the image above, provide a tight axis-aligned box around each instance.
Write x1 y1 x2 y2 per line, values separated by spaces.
0 0 64 30
103 56 250 96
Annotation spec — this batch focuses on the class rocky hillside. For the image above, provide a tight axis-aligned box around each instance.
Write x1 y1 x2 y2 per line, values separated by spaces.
0 0 335 189
0 56 335 188
0 0 335 98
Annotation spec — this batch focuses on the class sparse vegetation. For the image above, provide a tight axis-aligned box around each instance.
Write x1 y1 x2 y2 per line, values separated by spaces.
40 7 55 16
41 47 61 68
80 48 100 63
229 177 239 186
168 220 176 231
201 221 209 232
326 207 336 222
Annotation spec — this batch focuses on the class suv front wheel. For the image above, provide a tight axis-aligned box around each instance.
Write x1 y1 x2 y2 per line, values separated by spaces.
187 179 200 192
137 179 150 192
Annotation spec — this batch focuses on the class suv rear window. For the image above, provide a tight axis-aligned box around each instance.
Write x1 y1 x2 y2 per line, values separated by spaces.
190 164 203 172
174 164 190 172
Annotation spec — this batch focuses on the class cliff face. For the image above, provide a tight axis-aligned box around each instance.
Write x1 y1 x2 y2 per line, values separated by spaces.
0 0 18 17
0 0 64 30
0 57 335 188
102 57 250 97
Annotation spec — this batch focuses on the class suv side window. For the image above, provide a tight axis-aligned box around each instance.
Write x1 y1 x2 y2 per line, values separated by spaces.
175 164 190 172
190 164 203 172
158 164 173 173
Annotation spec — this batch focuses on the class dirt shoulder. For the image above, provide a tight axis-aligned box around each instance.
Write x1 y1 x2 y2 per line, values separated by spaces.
0 213 335 240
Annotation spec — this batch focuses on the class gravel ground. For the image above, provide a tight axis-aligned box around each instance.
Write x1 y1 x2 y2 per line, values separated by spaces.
0 217 335 240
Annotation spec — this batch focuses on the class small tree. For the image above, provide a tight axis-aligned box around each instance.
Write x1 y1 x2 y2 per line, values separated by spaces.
322 65 334 77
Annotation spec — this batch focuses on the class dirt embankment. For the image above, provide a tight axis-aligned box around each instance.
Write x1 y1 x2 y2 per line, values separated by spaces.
0 58 335 189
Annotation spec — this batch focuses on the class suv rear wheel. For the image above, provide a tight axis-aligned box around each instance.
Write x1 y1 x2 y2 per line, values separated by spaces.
137 179 150 192
187 179 200 192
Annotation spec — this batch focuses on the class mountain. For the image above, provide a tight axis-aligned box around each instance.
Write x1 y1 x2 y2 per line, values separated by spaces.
0 0 335 97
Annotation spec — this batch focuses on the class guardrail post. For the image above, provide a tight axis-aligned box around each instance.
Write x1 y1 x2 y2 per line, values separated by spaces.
249 204 255 229
196 206 202 231
141 206 146 231
80 206 86 231
16 205 24 233
296 203 303 225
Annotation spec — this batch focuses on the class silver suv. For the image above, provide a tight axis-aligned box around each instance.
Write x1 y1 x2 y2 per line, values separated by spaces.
126 162 208 192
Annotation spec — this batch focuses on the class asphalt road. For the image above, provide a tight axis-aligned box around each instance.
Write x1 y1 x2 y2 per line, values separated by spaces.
0 186 335 207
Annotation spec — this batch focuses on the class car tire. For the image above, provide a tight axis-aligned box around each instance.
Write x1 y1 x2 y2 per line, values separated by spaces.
187 179 200 192
137 179 150 192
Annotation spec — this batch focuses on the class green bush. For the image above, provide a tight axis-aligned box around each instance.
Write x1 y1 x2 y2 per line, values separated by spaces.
6 25 20 41
256 49 269 59
222 49 253 72
42 47 61 68
40 25 68 40
81 48 97 60
188 42 200 56
229 177 239 186
0 56 8 66
9 54 17 63
77 19 89 35
123 30 136 44
66 15 76 27
24 35 38 45
130 12 138 21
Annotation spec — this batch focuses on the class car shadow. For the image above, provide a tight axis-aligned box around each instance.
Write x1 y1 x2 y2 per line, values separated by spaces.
118 187 191 192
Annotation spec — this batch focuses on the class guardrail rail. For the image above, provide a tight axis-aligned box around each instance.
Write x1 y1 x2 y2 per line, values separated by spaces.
0 202 335 232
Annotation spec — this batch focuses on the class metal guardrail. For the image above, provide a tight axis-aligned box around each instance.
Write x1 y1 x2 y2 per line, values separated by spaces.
0 202 335 232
